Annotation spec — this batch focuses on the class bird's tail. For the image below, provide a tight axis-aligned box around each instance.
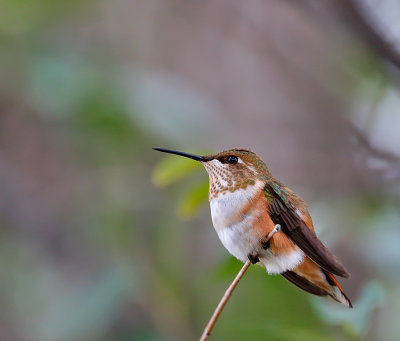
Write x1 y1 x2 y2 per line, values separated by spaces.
281 257 352 308
324 271 352 308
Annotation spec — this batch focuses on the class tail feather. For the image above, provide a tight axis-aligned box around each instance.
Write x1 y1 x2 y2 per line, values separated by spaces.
324 271 353 308
281 271 326 296
280 267 352 308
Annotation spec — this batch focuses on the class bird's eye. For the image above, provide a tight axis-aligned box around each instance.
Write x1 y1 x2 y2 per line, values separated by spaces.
227 155 238 164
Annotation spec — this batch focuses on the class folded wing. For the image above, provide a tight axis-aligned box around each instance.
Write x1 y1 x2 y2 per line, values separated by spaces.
265 183 350 278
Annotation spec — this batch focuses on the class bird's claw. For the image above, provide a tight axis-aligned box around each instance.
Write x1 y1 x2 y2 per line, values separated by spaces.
261 239 270 250
260 224 281 249
248 254 260 264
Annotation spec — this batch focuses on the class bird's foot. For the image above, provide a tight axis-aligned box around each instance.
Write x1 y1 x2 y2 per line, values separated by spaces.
261 239 270 250
260 224 281 249
247 254 260 264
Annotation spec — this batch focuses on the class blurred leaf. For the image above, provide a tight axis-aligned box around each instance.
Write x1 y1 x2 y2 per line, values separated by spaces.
130 331 160 341
29 55 107 116
227 323 337 341
0 0 82 36
343 46 389 102
74 91 134 141
177 179 209 220
348 47 386 82
267 326 336 341
50 265 133 341
312 281 385 337
152 154 203 187
96 209 135 250
2 238 135 341
210 256 243 280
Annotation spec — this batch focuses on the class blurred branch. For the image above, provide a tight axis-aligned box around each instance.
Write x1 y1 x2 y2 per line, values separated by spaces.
216 0 349 111
349 77 400 166
341 0 400 73
199 260 251 341
350 119 400 185
351 124 400 164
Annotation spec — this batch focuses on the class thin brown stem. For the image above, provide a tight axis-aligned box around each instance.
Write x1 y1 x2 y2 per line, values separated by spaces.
199 224 281 340
199 260 251 341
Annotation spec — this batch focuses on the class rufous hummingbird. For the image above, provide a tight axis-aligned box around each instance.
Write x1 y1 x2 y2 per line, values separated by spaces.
154 147 352 307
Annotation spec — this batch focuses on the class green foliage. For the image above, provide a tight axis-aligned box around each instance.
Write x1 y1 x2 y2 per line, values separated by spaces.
152 152 211 219
177 179 209 219
73 93 134 141
152 154 203 187
342 46 390 102
313 281 385 337
0 0 82 36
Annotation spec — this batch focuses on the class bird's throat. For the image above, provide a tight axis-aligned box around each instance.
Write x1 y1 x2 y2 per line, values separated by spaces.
203 160 258 200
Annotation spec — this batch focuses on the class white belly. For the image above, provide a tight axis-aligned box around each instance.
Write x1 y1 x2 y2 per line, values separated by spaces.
209 184 304 273
215 211 262 263
261 249 304 274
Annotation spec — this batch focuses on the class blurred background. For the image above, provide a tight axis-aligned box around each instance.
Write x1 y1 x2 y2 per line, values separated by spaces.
1 0 400 340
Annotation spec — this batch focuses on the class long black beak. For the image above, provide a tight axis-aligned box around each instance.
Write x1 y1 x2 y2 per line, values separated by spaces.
153 148 211 162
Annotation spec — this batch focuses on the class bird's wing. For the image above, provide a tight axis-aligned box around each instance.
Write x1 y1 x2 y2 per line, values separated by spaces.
264 183 350 278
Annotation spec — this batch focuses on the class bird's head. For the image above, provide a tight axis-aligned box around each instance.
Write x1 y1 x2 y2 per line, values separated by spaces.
153 147 271 199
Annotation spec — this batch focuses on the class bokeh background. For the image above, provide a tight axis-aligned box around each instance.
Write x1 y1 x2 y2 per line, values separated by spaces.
1 0 400 340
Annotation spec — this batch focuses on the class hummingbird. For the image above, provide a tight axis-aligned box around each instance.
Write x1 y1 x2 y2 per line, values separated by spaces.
153 147 352 307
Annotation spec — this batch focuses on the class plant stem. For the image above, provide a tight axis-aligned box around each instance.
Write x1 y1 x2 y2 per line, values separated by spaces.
199 260 251 341
199 225 281 340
